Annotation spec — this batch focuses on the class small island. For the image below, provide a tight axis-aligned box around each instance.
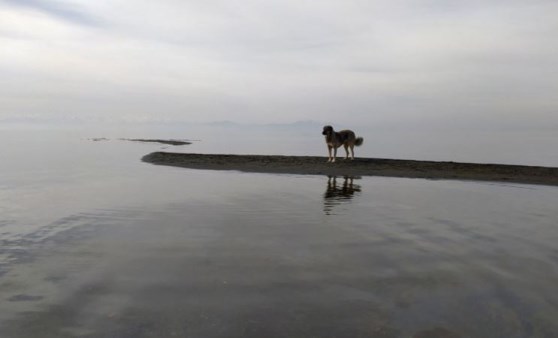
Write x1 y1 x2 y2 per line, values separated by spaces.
142 152 558 186
122 138 192 146
89 138 192 145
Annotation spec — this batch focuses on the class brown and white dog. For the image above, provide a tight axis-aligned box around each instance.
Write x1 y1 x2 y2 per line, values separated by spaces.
322 125 364 162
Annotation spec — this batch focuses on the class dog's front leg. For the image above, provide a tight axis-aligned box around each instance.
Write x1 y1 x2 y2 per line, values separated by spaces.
327 145 333 162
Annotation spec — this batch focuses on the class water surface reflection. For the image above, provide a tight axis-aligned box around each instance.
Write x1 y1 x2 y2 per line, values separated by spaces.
1 131 558 337
324 176 361 215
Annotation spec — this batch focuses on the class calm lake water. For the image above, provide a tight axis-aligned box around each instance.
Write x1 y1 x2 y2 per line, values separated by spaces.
1 127 558 337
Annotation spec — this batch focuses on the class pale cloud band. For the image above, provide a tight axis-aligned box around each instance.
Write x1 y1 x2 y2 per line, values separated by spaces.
0 0 557 129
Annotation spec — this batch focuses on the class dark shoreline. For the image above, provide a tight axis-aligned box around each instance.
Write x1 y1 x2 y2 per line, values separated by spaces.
142 152 558 186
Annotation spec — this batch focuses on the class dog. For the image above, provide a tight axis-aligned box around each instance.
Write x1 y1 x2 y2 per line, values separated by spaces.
322 125 363 162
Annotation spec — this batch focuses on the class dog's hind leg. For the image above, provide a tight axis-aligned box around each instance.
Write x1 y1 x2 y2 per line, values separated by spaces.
332 147 337 162
343 144 350 160
350 145 355 160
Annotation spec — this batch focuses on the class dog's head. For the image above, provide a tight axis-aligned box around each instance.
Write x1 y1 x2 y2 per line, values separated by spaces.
322 125 333 135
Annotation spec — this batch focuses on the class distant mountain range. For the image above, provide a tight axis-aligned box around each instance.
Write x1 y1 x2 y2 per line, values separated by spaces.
0 117 329 131
204 120 323 129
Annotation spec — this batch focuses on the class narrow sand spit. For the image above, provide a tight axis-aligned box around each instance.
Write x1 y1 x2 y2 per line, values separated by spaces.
142 152 558 186
122 139 192 146
89 138 192 145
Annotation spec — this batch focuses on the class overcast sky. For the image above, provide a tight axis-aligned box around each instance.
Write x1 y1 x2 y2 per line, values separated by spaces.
1 0 557 128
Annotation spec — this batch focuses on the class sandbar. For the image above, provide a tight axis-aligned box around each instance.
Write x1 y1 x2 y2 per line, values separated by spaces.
123 138 192 146
142 152 558 186
89 138 192 145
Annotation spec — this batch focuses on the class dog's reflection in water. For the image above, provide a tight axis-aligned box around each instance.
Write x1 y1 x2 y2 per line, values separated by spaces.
324 176 362 215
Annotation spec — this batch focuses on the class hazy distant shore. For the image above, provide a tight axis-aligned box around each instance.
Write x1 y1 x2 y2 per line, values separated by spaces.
142 152 558 186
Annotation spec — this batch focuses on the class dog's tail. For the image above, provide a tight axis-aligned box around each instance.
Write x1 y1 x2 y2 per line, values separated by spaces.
355 137 364 146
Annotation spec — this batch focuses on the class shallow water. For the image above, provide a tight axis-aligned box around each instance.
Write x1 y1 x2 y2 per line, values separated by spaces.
1 128 558 337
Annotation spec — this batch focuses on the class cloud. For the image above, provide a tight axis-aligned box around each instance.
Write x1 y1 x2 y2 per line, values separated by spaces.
2 0 101 26
0 0 557 128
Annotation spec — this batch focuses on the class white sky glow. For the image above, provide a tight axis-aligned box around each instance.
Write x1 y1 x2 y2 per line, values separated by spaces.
1 0 557 128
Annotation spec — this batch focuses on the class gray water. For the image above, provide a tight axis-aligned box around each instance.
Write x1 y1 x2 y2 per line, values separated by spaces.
1 127 558 337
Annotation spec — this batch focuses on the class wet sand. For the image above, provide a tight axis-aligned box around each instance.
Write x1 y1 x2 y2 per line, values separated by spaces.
142 152 558 186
